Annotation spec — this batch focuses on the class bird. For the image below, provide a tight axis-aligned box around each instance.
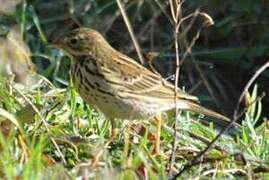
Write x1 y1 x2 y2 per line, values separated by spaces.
52 27 233 166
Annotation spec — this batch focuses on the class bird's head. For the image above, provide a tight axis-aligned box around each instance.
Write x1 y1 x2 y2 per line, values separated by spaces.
52 28 111 58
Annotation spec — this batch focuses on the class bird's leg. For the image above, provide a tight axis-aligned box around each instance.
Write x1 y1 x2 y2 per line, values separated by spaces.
153 116 162 155
110 119 117 138
90 119 117 168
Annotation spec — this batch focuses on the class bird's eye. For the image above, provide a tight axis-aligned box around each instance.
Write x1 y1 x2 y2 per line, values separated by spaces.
69 38 79 47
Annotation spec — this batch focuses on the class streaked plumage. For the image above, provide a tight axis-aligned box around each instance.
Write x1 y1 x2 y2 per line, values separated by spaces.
56 28 231 124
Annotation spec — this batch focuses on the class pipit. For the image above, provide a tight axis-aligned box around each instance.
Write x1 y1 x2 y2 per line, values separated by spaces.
53 28 232 165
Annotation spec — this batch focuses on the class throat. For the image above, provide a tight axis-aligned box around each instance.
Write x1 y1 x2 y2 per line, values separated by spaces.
74 55 88 66
71 54 99 80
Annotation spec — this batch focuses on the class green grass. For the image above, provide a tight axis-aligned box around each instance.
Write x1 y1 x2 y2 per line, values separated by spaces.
0 0 269 179
0 77 268 179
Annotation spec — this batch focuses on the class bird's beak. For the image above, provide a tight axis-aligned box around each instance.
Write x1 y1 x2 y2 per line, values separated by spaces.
47 43 62 49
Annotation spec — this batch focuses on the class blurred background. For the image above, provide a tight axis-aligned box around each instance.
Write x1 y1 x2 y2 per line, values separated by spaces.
0 0 268 119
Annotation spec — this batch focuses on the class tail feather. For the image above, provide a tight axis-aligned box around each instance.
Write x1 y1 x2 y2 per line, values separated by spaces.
179 100 239 127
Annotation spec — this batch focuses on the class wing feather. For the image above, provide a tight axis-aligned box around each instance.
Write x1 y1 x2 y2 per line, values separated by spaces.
99 53 198 102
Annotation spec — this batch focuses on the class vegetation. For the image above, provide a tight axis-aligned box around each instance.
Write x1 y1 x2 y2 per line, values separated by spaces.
0 0 268 179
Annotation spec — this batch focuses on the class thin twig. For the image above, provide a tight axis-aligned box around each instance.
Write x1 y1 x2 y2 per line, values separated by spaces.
179 11 221 109
169 0 177 23
154 0 174 25
233 60 269 119
195 168 247 179
169 0 182 175
13 85 67 164
162 125 227 153
169 2 216 175
172 61 269 179
116 0 145 65
171 97 262 179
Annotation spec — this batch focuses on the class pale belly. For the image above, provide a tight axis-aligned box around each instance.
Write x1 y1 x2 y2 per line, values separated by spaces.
77 84 161 120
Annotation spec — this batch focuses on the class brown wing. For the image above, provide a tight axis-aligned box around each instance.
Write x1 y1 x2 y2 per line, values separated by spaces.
99 52 198 102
